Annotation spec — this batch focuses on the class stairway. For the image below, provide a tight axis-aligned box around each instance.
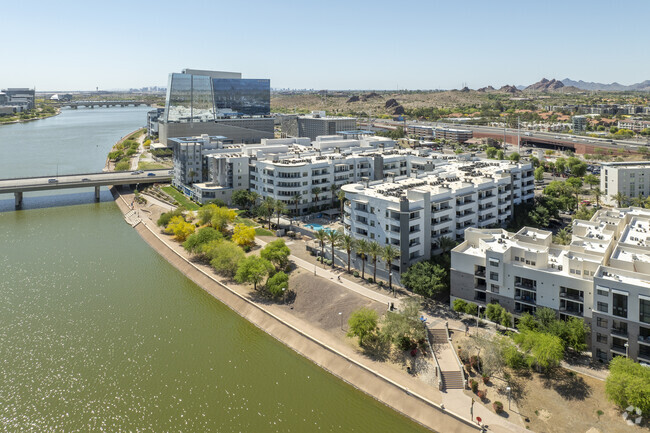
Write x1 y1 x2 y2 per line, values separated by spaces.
441 370 465 390
429 328 448 345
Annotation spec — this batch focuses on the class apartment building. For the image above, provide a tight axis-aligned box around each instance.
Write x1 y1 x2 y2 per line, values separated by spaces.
405 125 473 143
280 112 357 140
572 115 587 133
451 206 650 364
617 119 650 133
600 161 650 205
343 160 535 272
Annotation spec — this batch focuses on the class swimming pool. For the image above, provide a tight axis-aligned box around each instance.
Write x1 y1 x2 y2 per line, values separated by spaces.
305 224 336 233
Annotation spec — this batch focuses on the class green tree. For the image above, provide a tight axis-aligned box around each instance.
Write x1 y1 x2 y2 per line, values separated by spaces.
606 357 650 415
437 236 457 254
534 307 557 330
340 234 356 273
610 192 628 208
485 303 505 323
232 190 259 210
496 149 505 160
356 238 371 279
209 241 246 277
347 307 379 346
555 157 567 175
500 310 513 329
463 302 478 316
273 199 288 228
517 312 538 331
574 204 596 221
369 241 382 282
401 261 447 297
534 166 544 182
591 187 603 207
183 227 222 254
337 189 346 221
266 271 289 298
553 227 572 245
326 230 342 269
486 146 497 159
381 298 425 349
311 187 322 208
211 206 237 232
584 174 599 189
509 152 520 162
260 197 275 229
315 229 328 263
165 215 195 241
260 239 291 270
157 208 184 227
381 245 400 293
235 255 274 291
528 205 551 228
452 298 468 313
513 330 564 371
292 192 302 216
564 317 588 353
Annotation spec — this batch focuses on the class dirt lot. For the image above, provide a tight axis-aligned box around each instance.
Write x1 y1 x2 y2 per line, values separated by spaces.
452 333 647 433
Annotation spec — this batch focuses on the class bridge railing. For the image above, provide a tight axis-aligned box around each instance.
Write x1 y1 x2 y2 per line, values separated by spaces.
0 169 171 181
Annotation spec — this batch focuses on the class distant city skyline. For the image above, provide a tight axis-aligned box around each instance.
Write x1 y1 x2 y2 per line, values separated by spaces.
2 0 649 91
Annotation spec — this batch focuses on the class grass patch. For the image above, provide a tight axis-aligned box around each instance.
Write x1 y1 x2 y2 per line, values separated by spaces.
235 216 256 227
138 161 169 170
255 227 274 236
161 186 200 211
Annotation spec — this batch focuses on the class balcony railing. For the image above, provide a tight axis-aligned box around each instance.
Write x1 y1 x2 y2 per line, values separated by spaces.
475 269 486 277
475 284 487 291
515 281 536 291
515 295 536 305
610 344 627 355
638 335 650 345
611 327 628 338
560 292 584 302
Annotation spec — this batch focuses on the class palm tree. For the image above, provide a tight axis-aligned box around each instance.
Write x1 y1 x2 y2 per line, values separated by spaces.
356 238 370 279
330 183 340 210
553 228 572 245
274 199 288 228
312 187 322 209
632 194 646 208
591 187 603 207
326 230 341 269
261 197 275 229
610 192 628 208
438 236 457 254
315 229 328 264
368 241 382 283
292 193 302 216
340 234 356 273
381 245 400 296
337 189 346 221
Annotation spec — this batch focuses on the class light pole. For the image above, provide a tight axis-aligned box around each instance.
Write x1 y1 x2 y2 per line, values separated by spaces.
476 306 482 334
625 342 629 358
506 386 512 411
282 287 286 305
338 312 343 331
389 272 394 297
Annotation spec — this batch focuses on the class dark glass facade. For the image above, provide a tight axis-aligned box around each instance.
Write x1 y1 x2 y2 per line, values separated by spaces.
164 72 270 123
212 79 270 116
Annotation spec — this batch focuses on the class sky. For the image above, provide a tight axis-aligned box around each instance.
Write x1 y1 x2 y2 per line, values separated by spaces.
3 0 649 91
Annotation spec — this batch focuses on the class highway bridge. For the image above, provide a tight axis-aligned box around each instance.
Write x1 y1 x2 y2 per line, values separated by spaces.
0 169 171 209
54 100 151 109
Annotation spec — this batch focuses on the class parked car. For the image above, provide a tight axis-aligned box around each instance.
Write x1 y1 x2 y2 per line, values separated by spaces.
48 178 58 183
147 172 156 177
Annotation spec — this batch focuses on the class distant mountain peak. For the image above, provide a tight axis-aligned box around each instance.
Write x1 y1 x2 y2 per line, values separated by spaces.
561 78 650 91
525 78 564 91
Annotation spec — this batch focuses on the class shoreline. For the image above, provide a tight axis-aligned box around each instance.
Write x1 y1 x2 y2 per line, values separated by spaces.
110 187 480 433
0 108 61 126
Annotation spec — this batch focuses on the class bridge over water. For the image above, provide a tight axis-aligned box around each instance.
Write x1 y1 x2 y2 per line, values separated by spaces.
54 100 152 109
0 169 171 209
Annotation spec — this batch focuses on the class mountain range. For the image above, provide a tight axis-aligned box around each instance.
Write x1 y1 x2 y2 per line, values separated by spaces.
559 78 650 92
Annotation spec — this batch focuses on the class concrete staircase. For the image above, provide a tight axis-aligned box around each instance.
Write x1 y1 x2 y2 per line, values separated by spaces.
441 370 465 390
429 328 448 345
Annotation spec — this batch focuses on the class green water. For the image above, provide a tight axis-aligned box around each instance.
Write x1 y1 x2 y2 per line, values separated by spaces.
0 108 430 432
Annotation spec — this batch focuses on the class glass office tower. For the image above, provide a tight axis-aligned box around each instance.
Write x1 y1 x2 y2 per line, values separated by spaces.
164 72 270 123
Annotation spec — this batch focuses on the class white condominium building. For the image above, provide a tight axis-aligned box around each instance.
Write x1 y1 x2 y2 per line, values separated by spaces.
342 159 535 272
601 161 650 206
451 206 650 364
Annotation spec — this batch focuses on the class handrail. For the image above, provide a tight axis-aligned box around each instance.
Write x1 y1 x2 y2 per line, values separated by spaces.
446 322 467 389
424 323 443 390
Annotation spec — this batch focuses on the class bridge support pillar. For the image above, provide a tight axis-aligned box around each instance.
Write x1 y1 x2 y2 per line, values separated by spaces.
94 186 101 202
14 191 23 209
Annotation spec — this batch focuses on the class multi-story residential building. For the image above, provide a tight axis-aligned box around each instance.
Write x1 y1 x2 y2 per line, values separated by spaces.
572 115 587 133
600 161 650 205
147 108 164 138
451 206 650 364
406 125 473 143
0 87 35 110
158 69 274 145
342 159 535 272
617 119 650 133
280 112 357 140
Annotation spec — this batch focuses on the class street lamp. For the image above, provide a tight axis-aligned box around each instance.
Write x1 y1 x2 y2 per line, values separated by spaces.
625 342 629 358
338 312 343 331
506 386 512 410
476 305 483 334
282 287 286 305
389 272 393 297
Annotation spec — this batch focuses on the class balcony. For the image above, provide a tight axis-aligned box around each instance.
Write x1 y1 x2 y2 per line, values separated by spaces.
560 291 584 302
475 283 487 291
611 327 628 338
610 344 627 355
515 281 536 291
559 306 583 317
475 267 486 277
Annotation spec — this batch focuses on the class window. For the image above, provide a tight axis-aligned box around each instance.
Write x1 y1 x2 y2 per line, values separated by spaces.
597 302 608 313
489 258 500 267
490 272 498 281
596 333 608 344
612 292 628 318
596 288 609 297
640 298 650 324
597 317 608 328
514 256 520 262
596 349 608 362
531 261 536 266
491 284 500 294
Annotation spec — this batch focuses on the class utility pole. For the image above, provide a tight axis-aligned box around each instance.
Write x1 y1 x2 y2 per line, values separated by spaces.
517 115 521 154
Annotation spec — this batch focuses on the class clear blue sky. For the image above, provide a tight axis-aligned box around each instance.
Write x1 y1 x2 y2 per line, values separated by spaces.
3 0 649 91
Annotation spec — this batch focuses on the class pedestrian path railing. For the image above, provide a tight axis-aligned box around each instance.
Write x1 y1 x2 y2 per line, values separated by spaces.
446 322 467 389
424 323 443 390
